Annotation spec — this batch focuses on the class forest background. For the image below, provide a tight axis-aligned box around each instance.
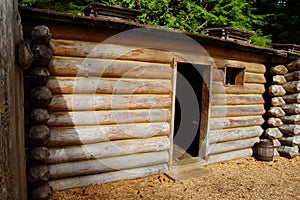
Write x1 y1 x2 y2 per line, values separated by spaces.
19 0 300 47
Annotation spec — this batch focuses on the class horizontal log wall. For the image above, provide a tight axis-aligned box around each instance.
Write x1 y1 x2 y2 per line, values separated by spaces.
43 39 175 191
207 58 266 163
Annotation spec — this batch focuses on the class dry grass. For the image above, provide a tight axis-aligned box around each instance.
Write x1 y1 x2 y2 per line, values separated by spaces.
50 156 300 200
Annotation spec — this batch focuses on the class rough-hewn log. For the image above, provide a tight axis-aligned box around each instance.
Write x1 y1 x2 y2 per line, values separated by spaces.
32 136 170 164
31 108 50 125
207 148 253 164
30 146 50 163
245 73 266 84
49 164 168 191
31 25 52 45
284 71 300 81
271 97 286 107
211 94 264 105
279 124 300 136
17 39 33 69
212 82 265 94
267 118 283 127
30 86 52 108
51 39 174 63
48 122 170 147
31 45 52 67
286 59 300 71
270 65 288 75
282 103 300 114
281 115 300 124
265 128 283 139
283 93 300 103
268 107 285 117
31 67 50 86
28 165 49 185
48 109 170 127
269 85 286 97
32 182 52 200
277 146 299 158
283 81 300 93
46 77 172 94
49 57 172 79
272 75 286 85
29 125 50 147
211 105 265 118
48 94 171 111
279 136 300 146
208 137 259 155
210 116 264 130
208 126 263 144
0 1 27 198
49 151 169 179
272 139 281 148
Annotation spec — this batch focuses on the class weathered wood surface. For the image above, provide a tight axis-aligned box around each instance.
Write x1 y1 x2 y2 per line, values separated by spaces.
31 108 50 125
271 97 286 107
30 86 53 108
31 136 170 164
211 94 264 105
48 109 171 127
31 44 52 67
277 146 299 158
46 77 172 94
212 70 266 84
207 148 253 164
210 105 265 118
208 126 263 144
28 164 50 185
49 164 168 191
268 107 285 117
269 85 286 97
49 57 172 79
31 67 50 85
286 59 300 71
32 183 52 200
283 93 300 103
272 139 281 148
48 122 170 147
282 103 300 114
31 25 52 45
279 136 300 146
281 115 300 124
48 94 171 111
49 151 169 179
210 116 264 130
285 71 300 81
51 39 174 63
17 39 33 69
265 128 283 139
270 65 288 75
279 124 300 136
212 82 265 94
0 1 27 198
214 59 266 73
272 75 286 85
283 81 300 93
29 125 50 147
208 137 259 155
267 117 283 127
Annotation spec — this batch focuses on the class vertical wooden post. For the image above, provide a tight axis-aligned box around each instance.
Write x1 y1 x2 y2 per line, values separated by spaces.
0 0 27 199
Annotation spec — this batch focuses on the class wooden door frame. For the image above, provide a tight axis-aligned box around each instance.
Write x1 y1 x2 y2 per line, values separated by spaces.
169 59 212 164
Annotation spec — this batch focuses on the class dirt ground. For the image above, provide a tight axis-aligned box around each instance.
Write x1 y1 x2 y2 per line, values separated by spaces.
50 156 300 200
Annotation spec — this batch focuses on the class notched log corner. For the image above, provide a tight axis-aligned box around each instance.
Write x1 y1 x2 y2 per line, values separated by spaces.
17 39 33 69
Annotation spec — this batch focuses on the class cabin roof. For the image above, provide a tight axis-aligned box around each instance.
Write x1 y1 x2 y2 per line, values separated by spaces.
19 6 299 59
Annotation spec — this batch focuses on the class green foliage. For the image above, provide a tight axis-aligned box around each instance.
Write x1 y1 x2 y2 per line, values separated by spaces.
19 0 284 46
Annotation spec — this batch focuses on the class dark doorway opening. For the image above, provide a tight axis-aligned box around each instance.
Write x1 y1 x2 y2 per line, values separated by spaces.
174 63 210 157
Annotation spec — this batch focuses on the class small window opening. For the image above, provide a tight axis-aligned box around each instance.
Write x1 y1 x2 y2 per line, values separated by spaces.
225 66 245 86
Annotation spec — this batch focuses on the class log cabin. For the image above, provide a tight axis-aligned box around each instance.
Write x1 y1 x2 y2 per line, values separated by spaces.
19 5 300 199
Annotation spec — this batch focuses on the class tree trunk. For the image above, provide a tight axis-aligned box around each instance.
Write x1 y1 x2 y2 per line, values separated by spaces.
0 0 27 199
